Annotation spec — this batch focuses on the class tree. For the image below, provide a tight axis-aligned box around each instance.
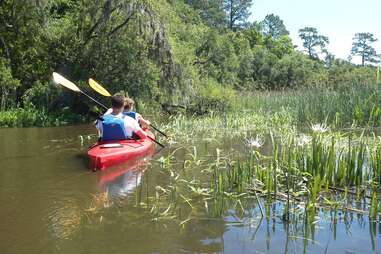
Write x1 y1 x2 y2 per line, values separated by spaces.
298 27 329 59
194 30 239 85
241 22 263 48
185 0 226 28
324 51 335 68
273 52 318 88
264 35 294 58
0 57 20 110
223 0 253 30
351 32 380 66
260 14 289 39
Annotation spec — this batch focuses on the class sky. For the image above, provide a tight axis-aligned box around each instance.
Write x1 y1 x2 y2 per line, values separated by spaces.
249 0 381 64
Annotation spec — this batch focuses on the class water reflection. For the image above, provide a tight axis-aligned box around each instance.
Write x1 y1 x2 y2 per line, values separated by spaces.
217 202 381 254
47 200 82 240
98 157 151 200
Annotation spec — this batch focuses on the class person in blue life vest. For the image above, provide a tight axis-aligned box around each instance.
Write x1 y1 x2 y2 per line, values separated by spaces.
96 93 147 141
123 98 151 129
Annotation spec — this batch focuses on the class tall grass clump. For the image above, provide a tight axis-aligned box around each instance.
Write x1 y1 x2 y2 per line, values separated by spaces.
162 108 295 143
208 127 381 218
233 83 381 128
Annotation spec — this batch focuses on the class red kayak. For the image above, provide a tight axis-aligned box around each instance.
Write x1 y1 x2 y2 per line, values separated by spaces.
88 131 156 171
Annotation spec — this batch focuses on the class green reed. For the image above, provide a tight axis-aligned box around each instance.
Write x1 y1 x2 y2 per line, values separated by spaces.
230 83 381 128
206 128 381 218
162 109 295 143
141 86 381 223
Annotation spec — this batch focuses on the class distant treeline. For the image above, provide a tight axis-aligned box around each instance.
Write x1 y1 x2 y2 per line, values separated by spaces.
0 0 380 123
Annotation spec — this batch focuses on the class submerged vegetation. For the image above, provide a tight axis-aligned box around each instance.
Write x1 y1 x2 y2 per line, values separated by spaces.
137 127 381 222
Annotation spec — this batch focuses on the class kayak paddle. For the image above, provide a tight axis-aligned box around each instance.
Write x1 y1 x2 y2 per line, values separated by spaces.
89 78 112 97
53 72 108 110
52 72 165 148
87 78 168 138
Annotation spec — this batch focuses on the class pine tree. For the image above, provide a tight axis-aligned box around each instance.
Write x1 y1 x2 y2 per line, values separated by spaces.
260 14 289 39
351 33 380 66
298 27 329 59
223 0 253 30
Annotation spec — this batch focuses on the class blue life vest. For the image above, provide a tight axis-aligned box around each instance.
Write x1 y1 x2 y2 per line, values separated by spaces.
123 111 137 120
101 114 127 141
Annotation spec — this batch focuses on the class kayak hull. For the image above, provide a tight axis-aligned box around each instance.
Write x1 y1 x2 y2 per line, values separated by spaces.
88 131 155 171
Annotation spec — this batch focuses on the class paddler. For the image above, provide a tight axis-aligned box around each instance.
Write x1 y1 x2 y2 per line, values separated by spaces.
96 93 147 141
123 98 151 129
103 97 150 129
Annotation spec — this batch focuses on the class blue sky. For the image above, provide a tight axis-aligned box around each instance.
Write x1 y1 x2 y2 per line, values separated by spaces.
249 0 381 63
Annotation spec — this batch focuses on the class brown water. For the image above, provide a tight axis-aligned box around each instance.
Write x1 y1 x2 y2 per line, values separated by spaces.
0 125 380 254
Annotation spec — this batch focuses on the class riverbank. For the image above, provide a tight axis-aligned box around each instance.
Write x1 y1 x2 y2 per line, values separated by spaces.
0 107 89 128
2 83 381 129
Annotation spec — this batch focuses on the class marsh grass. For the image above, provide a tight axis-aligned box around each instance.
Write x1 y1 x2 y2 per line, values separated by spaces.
231 83 381 128
213 130 381 218
135 84 381 225
137 127 381 226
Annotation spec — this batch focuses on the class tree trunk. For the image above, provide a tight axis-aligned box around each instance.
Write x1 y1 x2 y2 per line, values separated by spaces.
362 52 365 66
1 86 7 111
308 47 313 59
229 1 233 29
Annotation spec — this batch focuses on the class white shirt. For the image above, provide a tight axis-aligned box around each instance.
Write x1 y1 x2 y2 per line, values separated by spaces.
96 112 141 138
105 108 142 121
104 108 113 115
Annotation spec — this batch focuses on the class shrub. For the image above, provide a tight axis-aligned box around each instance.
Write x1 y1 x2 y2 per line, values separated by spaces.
187 78 236 115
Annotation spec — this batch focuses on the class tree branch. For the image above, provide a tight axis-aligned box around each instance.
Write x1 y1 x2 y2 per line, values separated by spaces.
108 12 135 37
83 1 118 46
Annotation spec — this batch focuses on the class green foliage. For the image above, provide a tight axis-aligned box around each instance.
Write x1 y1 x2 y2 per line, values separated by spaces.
0 57 20 110
195 30 240 85
187 78 236 115
264 35 294 58
0 106 89 128
250 46 279 89
327 60 377 86
185 0 226 28
241 23 264 47
272 52 320 88
22 81 60 110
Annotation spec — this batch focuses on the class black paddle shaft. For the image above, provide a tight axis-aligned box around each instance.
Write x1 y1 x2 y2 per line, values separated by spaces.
150 124 168 138
147 136 165 148
80 90 108 110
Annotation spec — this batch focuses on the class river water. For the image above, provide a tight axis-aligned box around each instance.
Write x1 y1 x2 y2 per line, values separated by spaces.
0 125 380 253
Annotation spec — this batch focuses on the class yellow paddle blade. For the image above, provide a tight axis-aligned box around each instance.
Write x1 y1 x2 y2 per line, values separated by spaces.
53 72 81 92
88 78 111 97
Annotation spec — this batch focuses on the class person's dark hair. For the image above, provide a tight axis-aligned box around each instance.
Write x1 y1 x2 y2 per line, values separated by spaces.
111 93 125 108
